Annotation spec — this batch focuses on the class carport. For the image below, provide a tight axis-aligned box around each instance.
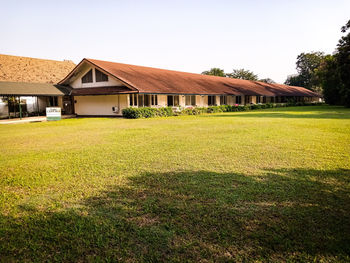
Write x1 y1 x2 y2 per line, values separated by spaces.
0 81 71 119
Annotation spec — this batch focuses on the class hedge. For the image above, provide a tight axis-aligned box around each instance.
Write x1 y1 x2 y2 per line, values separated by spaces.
122 102 324 119
122 107 173 119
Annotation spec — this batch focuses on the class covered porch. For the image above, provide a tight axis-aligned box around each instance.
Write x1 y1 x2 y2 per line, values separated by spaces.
0 81 73 119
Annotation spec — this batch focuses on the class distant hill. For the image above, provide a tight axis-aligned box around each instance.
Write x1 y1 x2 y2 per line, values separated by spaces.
0 54 76 84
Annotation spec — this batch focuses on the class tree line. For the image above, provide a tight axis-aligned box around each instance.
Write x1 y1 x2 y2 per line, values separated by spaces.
285 19 350 107
202 19 350 107
201 68 275 84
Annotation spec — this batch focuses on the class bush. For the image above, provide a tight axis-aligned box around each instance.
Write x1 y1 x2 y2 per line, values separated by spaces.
122 108 142 119
123 102 325 119
122 107 174 119
250 104 261 110
180 108 202 115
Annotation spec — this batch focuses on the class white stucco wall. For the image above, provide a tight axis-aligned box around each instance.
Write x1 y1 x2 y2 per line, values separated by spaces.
74 95 128 116
157 95 167 107
215 96 220 106
227 95 234 105
195 95 204 107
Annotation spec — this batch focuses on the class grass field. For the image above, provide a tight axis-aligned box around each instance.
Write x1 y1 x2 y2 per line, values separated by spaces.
0 105 349 262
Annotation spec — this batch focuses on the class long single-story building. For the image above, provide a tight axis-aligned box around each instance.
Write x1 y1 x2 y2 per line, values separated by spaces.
58 58 321 116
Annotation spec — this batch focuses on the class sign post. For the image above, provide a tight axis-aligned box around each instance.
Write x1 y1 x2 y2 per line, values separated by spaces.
46 107 61 121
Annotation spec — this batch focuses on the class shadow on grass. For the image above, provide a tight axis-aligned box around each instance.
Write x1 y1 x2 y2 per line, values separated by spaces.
201 112 350 120
1 168 349 262
198 106 350 120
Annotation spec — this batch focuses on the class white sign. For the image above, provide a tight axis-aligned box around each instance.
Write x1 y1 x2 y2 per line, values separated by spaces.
46 107 61 121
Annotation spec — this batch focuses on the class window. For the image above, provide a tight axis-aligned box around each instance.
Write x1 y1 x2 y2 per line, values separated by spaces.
191 95 196 106
130 94 157 107
167 95 179 106
256 96 261 104
49 96 58 106
95 69 108 82
220 95 227 105
129 94 138 106
263 96 266 103
236 96 242 104
185 96 190 105
138 94 144 107
208 95 216 106
174 96 179 106
151 95 158 106
167 95 173 106
280 96 287 103
168 95 178 106
144 94 150 107
185 95 196 106
82 69 93 83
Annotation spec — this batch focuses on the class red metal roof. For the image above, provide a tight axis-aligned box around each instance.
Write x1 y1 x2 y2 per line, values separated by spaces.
60 59 320 97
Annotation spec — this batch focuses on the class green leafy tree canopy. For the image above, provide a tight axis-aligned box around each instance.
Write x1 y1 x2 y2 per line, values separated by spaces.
336 19 350 107
284 74 305 87
259 78 275 84
285 52 325 90
226 69 258 81
201 68 226 77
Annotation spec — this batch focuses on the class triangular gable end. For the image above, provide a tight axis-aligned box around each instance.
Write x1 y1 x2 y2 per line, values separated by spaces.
58 59 138 92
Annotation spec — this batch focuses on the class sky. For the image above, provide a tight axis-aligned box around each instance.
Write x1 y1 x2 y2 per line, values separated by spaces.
1 0 349 83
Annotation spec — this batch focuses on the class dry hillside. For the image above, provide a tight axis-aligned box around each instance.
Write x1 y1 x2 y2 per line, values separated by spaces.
0 54 76 84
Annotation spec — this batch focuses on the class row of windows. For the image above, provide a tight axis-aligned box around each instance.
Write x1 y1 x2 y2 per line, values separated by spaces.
130 94 158 107
82 69 108 84
130 95 245 107
185 95 196 106
210 95 242 105
245 95 268 104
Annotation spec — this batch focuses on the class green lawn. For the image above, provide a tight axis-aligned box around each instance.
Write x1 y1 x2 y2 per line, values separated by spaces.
0 105 349 262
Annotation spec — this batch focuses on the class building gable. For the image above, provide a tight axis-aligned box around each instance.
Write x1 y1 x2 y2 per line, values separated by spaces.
60 60 136 94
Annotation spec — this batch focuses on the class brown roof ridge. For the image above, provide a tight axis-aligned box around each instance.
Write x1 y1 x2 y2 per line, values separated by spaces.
85 58 254 83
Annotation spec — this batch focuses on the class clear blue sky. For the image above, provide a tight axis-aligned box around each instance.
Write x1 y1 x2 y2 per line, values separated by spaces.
1 0 349 83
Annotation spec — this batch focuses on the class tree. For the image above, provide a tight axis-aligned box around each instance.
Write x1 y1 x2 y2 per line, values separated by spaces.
284 52 325 90
315 19 350 107
284 74 305 87
201 68 225 77
336 19 350 107
226 69 258 81
295 52 325 90
259 78 275 84
315 55 343 105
